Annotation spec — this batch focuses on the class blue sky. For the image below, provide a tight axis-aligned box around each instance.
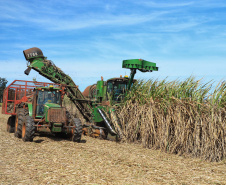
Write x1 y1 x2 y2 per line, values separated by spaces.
0 0 225 91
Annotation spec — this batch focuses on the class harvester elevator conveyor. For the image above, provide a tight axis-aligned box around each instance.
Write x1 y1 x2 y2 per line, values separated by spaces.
23 47 93 122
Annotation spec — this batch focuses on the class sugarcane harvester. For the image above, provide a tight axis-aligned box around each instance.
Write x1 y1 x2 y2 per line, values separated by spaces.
23 47 158 139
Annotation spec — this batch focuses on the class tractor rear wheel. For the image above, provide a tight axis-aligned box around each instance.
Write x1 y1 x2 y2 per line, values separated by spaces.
22 116 35 142
7 115 15 133
70 118 82 142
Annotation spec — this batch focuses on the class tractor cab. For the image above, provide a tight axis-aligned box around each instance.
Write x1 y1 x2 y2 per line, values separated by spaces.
34 86 62 118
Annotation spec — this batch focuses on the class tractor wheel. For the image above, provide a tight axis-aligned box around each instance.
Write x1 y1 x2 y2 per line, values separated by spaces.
22 116 35 142
7 115 15 133
70 118 83 142
14 109 28 138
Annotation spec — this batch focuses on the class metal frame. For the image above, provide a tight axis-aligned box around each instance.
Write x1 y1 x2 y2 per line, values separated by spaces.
2 80 60 115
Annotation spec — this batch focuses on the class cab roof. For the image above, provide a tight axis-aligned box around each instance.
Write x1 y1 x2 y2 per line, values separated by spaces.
34 86 61 90
107 77 136 83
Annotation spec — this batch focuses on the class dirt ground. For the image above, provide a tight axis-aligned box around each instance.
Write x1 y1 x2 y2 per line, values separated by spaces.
0 110 225 185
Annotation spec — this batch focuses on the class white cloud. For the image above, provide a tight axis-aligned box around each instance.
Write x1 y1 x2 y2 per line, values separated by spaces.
137 1 194 8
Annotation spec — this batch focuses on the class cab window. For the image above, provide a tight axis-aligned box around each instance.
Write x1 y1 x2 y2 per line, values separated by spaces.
36 89 61 116
107 81 127 101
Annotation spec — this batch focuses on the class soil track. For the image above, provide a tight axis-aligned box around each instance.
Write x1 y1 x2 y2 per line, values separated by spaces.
0 109 225 185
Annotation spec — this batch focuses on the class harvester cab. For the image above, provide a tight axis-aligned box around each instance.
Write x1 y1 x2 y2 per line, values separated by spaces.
106 76 136 102
88 59 159 104
106 76 132 102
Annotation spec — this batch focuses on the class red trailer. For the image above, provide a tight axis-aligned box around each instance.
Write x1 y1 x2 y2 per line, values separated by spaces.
2 80 59 115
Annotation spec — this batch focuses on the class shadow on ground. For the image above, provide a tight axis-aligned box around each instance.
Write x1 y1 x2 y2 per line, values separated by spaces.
33 132 86 143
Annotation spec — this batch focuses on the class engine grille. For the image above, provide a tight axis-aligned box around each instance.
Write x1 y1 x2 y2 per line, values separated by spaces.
48 108 66 123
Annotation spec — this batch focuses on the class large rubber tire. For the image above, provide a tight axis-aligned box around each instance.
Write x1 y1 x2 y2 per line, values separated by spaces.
7 115 15 133
22 116 35 142
70 118 83 142
14 109 28 138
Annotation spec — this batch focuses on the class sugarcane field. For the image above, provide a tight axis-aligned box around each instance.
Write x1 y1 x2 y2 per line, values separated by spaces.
0 102 225 185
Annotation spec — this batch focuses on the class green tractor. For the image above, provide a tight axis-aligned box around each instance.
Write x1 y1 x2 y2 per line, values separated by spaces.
3 80 83 142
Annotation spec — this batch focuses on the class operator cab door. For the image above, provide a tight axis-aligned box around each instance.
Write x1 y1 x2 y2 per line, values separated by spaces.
36 90 46 117
35 89 51 118
32 89 45 118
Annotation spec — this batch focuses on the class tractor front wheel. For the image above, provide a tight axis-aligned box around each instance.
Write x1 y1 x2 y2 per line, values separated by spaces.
70 118 82 142
22 116 35 142
7 115 15 133
14 109 28 138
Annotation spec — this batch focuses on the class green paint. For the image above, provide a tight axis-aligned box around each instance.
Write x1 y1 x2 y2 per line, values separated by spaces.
92 106 108 123
28 103 33 116
51 123 62 132
44 103 61 122
29 58 45 70
103 85 107 101
92 106 104 122
96 80 104 98
34 86 61 91
122 59 158 71
45 103 61 108
122 59 158 90
128 69 136 90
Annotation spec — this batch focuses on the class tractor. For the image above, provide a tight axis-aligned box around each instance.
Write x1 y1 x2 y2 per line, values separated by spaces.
2 80 82 142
